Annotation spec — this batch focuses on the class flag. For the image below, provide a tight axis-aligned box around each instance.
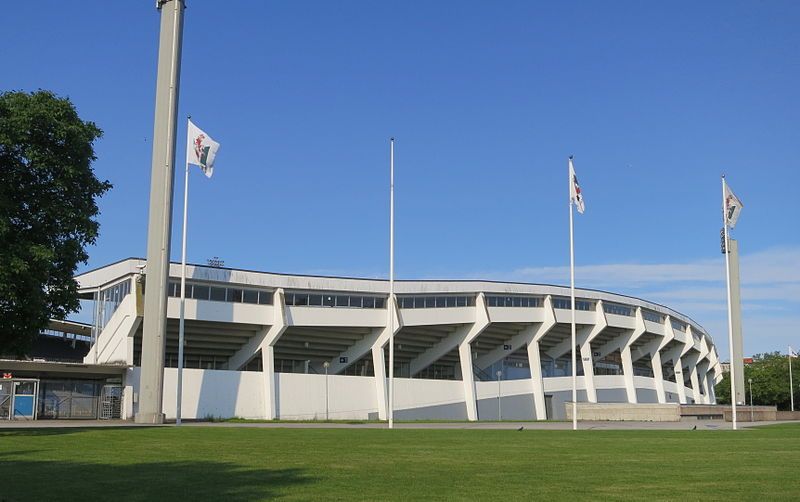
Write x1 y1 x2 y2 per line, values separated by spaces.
724 183 743 228
187 119 220 178
790 346 798 358
569 156 585 214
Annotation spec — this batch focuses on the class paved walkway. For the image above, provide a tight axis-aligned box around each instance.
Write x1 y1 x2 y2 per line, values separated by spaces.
1 419 795 430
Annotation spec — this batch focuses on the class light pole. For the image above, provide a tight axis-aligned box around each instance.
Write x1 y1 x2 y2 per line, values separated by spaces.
496 370 503 421
748 378 754 422
323 361 330 421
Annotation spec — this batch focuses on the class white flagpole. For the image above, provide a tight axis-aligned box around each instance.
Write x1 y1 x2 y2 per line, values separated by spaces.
176 117 190 426
722 175 738 430
388 137 395 429
569 157 577 431
790 346 795 412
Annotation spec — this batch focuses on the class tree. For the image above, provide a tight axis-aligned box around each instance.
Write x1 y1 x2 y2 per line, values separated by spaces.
0 90 111 355
715 352 799 411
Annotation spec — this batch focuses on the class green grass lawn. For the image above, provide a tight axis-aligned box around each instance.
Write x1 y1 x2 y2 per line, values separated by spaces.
1 424 799 501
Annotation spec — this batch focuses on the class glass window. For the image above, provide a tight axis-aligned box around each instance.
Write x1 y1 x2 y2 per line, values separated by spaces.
364 296 376 308
242 289 259 304
424 297 435 308
284 293 295 306
258 291 272 305
336 295 350 307
209 287 226 302
323 295 335 307
191 285 209 300
309 294 322 306
375 297 386 309
227 288 243 303
512 297 522 307
294 293 309 306
457 296 467 307
349 296 363 308
414 297 424 308
435 297 446 308
487 296 497 307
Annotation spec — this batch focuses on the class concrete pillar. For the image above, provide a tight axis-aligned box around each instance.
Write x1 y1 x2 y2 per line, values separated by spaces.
137 0 186 425
372 346 388 420
651 350 667 404
457 293 490 421
527 295 555 420
621 346 636 403
261 345 276 419
673 356 687 404
579 338 597 403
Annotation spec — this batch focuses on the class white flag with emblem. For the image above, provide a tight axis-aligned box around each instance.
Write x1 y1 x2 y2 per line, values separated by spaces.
790 346 798 358
724 183 743 228
187 119 220 178
569 156 585 214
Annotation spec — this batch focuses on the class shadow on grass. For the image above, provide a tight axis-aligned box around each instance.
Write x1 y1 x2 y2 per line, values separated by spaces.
0 458 313 502
0 427 152 438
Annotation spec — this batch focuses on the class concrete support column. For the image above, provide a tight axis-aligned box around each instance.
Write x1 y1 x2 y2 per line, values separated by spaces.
673 356 687 404
579 339 597 403
372 346 388 420
621 346 636 403
261 345 276 419
651 350 667 404
458 342 478 421
526 339 546 420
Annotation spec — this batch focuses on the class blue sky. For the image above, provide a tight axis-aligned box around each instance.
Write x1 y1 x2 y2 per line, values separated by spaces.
3 1 798 357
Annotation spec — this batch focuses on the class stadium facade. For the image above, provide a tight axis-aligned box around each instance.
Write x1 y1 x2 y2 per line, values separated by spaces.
64 258 722 421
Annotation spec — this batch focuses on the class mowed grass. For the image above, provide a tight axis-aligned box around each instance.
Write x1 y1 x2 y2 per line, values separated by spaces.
1 424 799 501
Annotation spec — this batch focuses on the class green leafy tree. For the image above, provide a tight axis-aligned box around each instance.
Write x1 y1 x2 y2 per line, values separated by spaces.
715 351 799 411
0 90 111 355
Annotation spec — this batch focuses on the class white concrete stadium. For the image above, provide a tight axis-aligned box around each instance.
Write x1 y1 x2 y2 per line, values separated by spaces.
76 258 723 421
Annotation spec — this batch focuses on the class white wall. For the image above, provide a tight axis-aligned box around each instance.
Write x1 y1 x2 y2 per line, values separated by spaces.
275 373 378 420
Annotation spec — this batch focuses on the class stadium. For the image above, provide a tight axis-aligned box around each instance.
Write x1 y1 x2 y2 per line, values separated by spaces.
3 258 723 421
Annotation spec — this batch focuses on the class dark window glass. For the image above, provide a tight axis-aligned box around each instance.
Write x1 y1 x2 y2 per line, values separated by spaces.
209 287 226 302
349 296 363 308
323 295 335 307
487 296 497 307
414 297 424 308
294 293 309 306
336 295 350 307
227 288 243 303
446 297 456 308
284 293 295 306
435 297 446 308
243 289 259 304
258 291 272 305
513 297 522 307
168 282 178 297
457 296 467 307
363 297 375 308
375 297 385 309
309 294 322 306
192 285 210 300
425 297 436 308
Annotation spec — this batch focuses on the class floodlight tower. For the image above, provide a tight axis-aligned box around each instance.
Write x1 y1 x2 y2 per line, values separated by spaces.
136 0 185 424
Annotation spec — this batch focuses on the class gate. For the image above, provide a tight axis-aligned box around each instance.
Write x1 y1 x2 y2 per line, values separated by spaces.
99 385 123 420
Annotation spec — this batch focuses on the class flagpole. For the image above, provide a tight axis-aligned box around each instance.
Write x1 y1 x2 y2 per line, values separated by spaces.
722 175 738 430
176 117 190 426
388 137 395 429
569 157 577 431
790 346 795 412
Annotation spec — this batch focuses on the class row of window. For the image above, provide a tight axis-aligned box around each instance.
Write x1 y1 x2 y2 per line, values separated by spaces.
397 295 475 309
486 295 542 308
642 310 665 323
552 297 593 311
96 279 132 331
284 292 386 309
603 302 634 317
671 319 687 332
167 281 273 305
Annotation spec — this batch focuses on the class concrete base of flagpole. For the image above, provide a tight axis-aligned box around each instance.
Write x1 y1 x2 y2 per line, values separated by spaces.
135 412 165 424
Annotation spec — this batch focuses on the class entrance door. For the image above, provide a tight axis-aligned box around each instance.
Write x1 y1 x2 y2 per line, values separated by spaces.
12 380 39 420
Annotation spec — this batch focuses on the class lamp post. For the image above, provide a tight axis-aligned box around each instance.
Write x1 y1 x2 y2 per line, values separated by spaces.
496 370 503 421
323 361 330 421
748 378 754 422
